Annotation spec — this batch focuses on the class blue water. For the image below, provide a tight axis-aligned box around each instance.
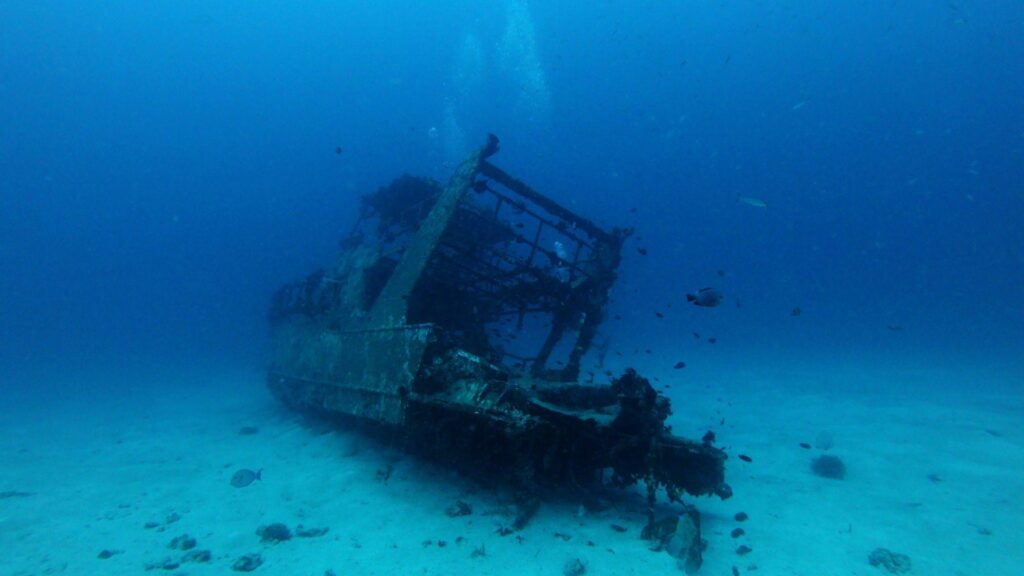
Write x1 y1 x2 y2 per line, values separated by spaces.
1 2 1022 574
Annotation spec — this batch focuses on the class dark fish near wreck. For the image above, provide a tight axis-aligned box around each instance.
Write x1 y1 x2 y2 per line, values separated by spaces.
230 469 262 488
686 287 723 307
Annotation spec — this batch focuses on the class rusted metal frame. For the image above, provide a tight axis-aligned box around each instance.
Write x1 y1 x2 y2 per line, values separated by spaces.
436 206 539 279
431 251 548 314
430 251 505 298
569 241 584 282
437 205 600 288
479 161 614 244
431 251 556 315
478 185 598 255
433 241 568 314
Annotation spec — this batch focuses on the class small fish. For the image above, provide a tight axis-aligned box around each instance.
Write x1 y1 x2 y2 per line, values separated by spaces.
791 307 802 317
737 454 752 463
673 361 686 369
717 269 726 277
693 332 701 339
655 311 664 318
702 430 716 445
334 146 343 155
707 337 717 344
737 195 768 209
637 247 648 256
230 469 262 488
791 100 807 111
686 287 723 307
799 442 811 449
886 324 903 331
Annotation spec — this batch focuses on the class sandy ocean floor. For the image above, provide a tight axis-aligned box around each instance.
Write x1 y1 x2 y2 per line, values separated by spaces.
1 357 1021 576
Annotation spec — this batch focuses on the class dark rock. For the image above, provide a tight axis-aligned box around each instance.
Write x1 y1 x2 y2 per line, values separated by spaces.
868 548 912 574
256 522 292 543
97 549 122 559
736 545 753 556
295 524 329 538
232 553 264 572
182 549 212 563
563 558 587 576
811 455 847 480
445 500 472 517
734 512 748 522
731 528 745 538
168 534 196 550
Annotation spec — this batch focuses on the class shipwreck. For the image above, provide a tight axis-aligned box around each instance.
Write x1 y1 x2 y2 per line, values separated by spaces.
267 136 731 569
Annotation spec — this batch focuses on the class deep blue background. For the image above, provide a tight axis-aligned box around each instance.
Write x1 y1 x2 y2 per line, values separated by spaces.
2 1 1022 379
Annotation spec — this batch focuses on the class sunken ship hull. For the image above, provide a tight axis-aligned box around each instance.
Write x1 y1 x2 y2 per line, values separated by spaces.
267 138 731 505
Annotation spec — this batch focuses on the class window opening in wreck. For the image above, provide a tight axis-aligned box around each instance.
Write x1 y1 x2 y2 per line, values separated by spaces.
404 171 618 382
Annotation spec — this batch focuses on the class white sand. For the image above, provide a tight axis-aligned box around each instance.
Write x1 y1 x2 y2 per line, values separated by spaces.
0 358 1020 576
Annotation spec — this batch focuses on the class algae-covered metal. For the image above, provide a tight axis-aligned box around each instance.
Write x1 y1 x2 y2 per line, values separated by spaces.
267 136 731 507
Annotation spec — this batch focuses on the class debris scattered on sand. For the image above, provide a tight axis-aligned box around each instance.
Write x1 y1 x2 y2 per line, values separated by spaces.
97 549 123 559
295 525 329 538
512 495 540 530
167 534 196 550
182 549 212 563
563 558 587 576
232 553 263 572
868 548 912 574
144 557 180 571
811 454 847 480
445 500 473 517
375 464 393 484
256 523 292 543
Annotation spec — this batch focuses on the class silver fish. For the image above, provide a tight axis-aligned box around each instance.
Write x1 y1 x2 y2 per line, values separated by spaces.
737 195 768 208
230 468 262 488
686 287 723 308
